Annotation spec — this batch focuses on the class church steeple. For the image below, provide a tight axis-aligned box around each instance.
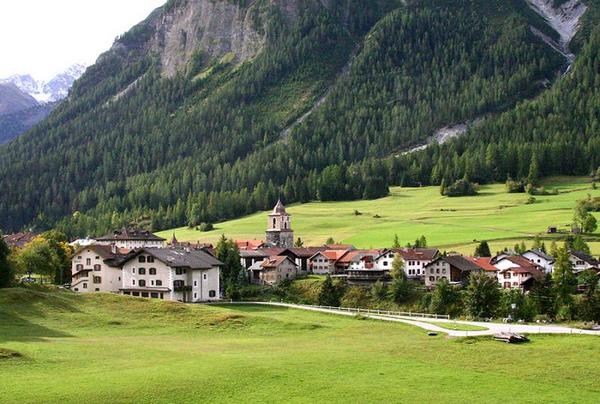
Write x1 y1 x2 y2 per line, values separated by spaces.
266 199 293 248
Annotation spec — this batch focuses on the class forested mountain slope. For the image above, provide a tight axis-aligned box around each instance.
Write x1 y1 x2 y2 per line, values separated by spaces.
0 0 595 236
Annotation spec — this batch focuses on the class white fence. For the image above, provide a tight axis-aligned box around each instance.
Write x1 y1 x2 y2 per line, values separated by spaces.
215 301 451 320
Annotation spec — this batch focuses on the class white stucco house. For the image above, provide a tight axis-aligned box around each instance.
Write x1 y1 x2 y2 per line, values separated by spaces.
522 249 555 274
119 248 222 302
71 244 128 293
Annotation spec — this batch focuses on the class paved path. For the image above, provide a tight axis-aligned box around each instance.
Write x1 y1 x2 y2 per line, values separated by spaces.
220 302 600 338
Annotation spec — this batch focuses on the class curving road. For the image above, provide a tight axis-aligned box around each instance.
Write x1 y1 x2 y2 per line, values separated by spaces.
220 302 600 338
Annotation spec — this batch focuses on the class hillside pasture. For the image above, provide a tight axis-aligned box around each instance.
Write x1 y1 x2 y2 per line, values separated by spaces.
159 177 600 254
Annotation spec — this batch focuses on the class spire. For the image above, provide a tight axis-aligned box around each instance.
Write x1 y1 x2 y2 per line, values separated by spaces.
171 233 178 245
272 198 286 214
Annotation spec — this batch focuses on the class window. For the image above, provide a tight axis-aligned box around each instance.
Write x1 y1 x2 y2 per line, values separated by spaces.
147 256 155 263
138 268 146 275
77 256 82 259
139 256 146 263
504 272 511 279
436 269 440 274
209 290 216 298
272 218 276 228
175 268 187 275
74 288 79 291
139 280 146 287
173 280 185 288
95 256 100 260
203 274 207 280
194 292 198 299
429 276 435 282
156 280 162 286
86 258 91 266
76 264 83 271
83 283 88 289
383 261 388 266
193 281 197 287
132 279 136 285
132 292 140 297
151 292 159 298
95 288 100 292
94 264 101 271
93 276 101 284
132 268 136 274
141 292 149 298
149 268 156 275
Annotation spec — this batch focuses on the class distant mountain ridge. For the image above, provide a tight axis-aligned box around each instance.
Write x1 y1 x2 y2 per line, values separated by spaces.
1 64 87 103
0 64 86 144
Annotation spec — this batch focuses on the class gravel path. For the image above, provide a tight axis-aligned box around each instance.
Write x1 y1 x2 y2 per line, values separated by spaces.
223 302 600 338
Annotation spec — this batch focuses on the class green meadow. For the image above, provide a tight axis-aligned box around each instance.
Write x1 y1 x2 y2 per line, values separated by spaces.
159 177 600 254
1 288 600 403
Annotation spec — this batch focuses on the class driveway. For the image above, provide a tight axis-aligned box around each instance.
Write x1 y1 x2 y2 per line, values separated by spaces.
222 302 600 337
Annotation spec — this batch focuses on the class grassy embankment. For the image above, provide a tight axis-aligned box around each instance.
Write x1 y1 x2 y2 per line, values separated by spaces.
1 288 600 403
159 177 600 254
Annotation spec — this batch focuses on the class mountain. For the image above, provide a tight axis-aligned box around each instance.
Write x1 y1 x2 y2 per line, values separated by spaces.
0 0 598 236
0 64 86 144
0 83 38 115
1 64 87 103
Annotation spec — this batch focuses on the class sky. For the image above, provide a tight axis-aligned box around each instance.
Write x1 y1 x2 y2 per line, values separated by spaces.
0 0 166 80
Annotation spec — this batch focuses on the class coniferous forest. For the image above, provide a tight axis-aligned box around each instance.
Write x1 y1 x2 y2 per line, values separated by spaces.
0 0 599 237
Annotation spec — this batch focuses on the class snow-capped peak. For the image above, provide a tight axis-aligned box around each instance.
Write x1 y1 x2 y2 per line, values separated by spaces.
0 63 87 104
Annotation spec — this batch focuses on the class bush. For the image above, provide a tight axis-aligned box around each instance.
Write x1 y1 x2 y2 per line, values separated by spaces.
442 179 478 197
506 179 525 193
525 196 536 205
341 287 370 308
198 222 214 232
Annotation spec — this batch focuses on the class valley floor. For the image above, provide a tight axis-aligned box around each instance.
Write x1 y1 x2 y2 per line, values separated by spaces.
159 177 600 254
1 289 600 403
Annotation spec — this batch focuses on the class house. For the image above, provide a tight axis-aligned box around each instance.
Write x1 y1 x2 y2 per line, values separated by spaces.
71 244 129 293
522 249 555 274
396 248 440 279
96 228 165 249
288 247 326 272
424 255 486 288
309 250 349 274
119 247 222 302
2 232 36 248
347 250 391 284
248 256 299 285
239 248 285 270
568 250 600 273
494 256 545 291
374 250 396 272
464 256 498 277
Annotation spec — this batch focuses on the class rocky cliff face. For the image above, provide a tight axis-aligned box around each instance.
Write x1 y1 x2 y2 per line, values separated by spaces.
105 0 346 77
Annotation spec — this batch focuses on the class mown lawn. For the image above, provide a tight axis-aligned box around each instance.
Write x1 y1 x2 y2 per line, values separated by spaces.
1 288 599 403
158 177 600 254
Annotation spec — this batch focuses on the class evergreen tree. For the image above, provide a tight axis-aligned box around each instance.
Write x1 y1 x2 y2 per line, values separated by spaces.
552 245 577 314
0 235 13 288
215 235 243 296
429 278 460 316
318 275 339 307
392 234 401 249
294 237 304 248
474 241 491 257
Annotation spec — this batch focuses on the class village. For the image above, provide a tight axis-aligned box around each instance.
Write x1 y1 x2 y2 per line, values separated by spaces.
4 200 596 306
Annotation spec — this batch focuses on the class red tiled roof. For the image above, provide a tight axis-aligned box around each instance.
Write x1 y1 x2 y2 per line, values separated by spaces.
324 244 355 250
2 232 37 248
395 248 439 261
505 256 543 271
236 240 265 250
464 256 497 272
261 256 295 269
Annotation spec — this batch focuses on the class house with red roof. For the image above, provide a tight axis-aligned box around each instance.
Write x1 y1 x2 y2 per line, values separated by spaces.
248 256 299 285
494 256 545 291
309 249 350 275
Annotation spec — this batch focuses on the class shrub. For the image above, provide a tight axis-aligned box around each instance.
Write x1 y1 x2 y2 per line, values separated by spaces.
198 222 214 232
506 179 525 193
442 179 478 197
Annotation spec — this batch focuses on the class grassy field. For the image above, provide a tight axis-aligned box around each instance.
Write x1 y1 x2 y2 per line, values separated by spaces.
159 177 600 254
1 288 600 403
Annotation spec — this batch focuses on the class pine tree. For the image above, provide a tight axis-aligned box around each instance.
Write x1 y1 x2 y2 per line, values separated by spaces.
474 241 491 257
0 235 13 288
318 275 339 307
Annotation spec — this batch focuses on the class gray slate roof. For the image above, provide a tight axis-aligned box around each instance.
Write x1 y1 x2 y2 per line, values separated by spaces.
96 227 165 242
123 247 223 269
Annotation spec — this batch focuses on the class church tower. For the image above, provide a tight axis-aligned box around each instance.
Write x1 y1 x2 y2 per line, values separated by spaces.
265 199 294 248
